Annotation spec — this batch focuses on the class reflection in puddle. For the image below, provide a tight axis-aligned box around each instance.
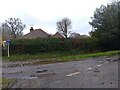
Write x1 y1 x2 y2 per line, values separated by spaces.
3 76 38 80
21 76 38 79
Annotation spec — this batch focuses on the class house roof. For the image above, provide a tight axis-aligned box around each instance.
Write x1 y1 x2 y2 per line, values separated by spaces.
21 29 49 39
53 32 64 38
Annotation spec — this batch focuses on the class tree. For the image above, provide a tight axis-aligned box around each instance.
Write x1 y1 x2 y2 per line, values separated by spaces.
57 17 72 38
69 33 89 38
2 18 26 39
0 26 2 46
89 1 120 50
0 25 2 38
1 24 12 40
69 32 81 38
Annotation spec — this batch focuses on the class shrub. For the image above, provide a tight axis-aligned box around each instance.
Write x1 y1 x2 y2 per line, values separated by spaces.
2 37 101 55
71 37 100 53
5 38 72 55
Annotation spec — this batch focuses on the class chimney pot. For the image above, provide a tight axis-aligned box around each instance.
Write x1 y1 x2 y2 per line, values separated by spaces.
30 27 34 31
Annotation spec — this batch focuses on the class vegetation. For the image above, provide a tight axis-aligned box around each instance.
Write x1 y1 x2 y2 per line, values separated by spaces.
3 50 120 62
2 18 26 39
2 1 120 63
3 52 72 61
1 78 16 88
60 50 120 62
2 37 100 56
57 17 72 38
89 1 120 51
69 33 89 38
1 1 120 89
1 25 12 41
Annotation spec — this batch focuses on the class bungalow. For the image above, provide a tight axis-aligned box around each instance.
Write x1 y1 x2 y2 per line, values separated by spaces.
20 27 64 39
52 32 64 38
20 27 49 39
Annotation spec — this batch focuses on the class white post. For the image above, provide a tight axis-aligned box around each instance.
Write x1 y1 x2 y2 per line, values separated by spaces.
8 44 10 57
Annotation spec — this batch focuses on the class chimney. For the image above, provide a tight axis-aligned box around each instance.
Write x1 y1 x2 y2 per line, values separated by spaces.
30 27 34 32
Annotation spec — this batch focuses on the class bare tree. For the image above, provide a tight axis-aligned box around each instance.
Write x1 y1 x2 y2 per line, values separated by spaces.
1 24 12 40
2 18 26 39
57 17 72 38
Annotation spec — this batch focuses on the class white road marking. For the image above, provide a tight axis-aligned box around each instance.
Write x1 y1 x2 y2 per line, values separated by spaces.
99 61 103 62
97 64 102 67
56 81 61 83
86 68 92 70
66 72 80 77
105 61 109 64
110 60 114 62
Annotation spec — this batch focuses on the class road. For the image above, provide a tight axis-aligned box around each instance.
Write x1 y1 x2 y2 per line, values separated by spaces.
2 55 120 88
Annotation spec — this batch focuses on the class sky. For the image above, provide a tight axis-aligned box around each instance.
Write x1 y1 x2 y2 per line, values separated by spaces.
0 0 111 35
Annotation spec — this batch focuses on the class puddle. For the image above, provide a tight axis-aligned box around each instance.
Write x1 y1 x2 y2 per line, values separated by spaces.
106 58 111 60
3 75 38 80
94 70 100 72
36 69 48 73
35 72 57 78
21 76 38 79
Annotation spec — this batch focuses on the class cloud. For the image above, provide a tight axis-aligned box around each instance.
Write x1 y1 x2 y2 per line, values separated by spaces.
0 0 110 35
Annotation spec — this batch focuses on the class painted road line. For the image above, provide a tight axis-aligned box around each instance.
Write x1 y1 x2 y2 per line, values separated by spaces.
105 61 109 64
56 81 61 83
99 61 103 62
97 64 102 67
66 72 80 77
86 68 92 70
110 60 114 62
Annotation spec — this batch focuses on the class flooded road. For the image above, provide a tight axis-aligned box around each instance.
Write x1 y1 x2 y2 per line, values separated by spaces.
2 55 119 88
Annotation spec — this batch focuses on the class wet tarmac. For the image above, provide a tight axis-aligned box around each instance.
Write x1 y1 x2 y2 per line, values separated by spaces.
2 55 120 88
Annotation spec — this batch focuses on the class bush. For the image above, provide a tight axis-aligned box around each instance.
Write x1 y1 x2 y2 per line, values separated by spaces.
2 37 101 55
71 37 100 53
5 38 72 55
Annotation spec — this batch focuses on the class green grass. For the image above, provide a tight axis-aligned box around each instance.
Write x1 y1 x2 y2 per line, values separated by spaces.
3 50 120 62
0 78 16 88
3 52 73 62
59 50 120 62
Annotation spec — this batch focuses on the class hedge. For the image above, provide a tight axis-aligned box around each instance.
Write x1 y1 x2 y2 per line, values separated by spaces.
2 37 100 55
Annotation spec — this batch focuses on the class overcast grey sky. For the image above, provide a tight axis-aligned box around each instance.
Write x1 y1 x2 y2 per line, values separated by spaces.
0 0 111 35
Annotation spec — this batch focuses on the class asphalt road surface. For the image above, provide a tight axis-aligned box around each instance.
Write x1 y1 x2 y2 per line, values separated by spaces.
2 55 120 88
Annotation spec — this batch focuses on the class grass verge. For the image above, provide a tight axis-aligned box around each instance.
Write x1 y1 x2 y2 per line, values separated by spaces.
59 50 120 62
0 78 16 88
3 52 73 62
3 50 120 62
